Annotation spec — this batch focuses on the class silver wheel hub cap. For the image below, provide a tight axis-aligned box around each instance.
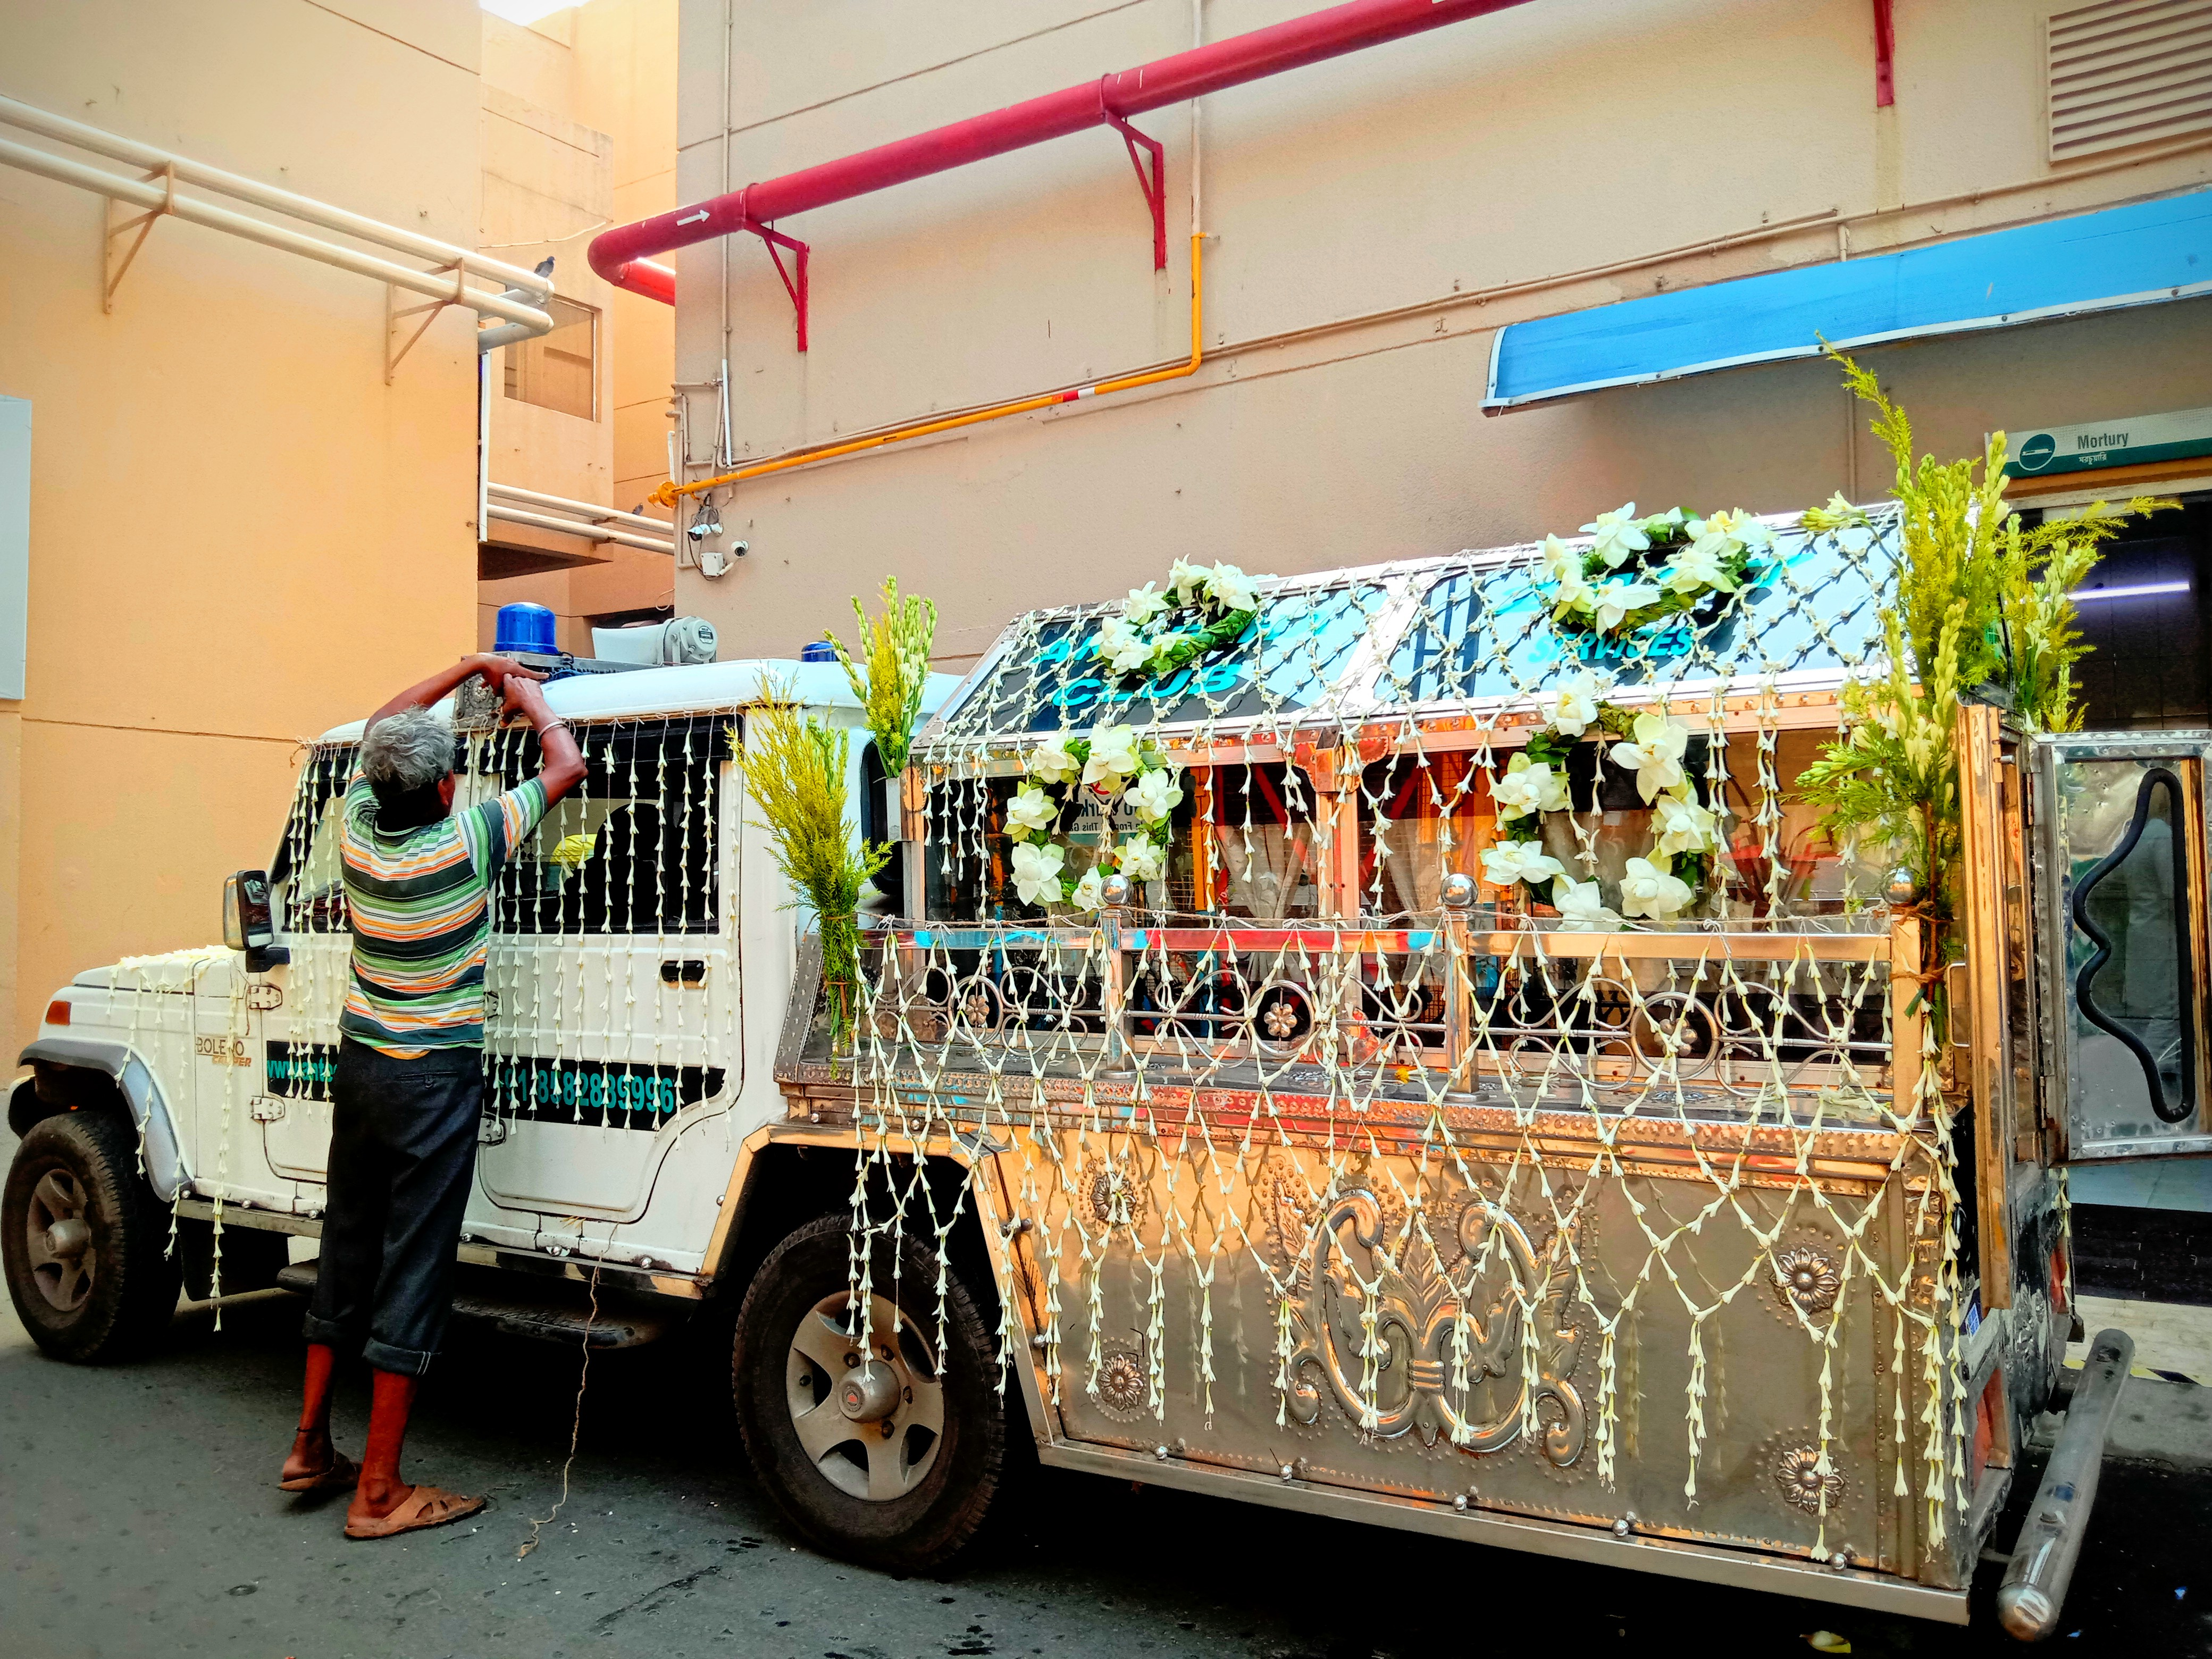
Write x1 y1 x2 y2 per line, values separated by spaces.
786 1292 946 1502
24 1169 96 1313
837 1361 901 1422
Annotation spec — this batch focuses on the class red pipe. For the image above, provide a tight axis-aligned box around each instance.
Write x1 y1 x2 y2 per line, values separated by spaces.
590 0 1535 303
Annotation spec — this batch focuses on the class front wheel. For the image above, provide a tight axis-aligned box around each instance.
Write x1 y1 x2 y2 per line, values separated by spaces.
732 1215 1007 1573
3 1111 181 1362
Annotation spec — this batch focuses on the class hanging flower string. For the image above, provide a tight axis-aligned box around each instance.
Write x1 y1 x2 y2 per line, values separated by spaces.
1477 667 1722 924
1006 724 1183 912
1093 558 1268 681
1543 504 1776 639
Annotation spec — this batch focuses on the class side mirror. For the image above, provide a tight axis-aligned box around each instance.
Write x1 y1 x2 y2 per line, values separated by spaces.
223 870 289 972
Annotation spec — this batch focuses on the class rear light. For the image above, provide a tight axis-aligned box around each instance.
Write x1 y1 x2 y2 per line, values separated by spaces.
44 998 71 1026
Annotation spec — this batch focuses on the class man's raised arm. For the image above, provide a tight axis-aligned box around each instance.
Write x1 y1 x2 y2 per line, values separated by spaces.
499 674 586 805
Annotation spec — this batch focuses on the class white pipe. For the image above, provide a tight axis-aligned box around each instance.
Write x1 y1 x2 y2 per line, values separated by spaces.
487 482 672 538
477 355 492 543
0 93 551 299
0 133 552 333
485 502 673 555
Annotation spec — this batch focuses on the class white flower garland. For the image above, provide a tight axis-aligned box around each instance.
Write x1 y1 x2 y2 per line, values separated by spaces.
1476 668 1722 924
1092 558 1268 681
1542 503 1777 639
1006 724 1182 912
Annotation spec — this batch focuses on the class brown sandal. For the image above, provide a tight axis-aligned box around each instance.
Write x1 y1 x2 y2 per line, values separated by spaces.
279 1450 361 1494
343 1484 487 1540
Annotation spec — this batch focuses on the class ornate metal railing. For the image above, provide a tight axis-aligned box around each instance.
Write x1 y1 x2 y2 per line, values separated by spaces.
844 902 1898 1116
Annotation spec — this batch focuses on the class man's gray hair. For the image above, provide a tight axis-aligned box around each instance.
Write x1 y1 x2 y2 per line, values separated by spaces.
361 706 456 794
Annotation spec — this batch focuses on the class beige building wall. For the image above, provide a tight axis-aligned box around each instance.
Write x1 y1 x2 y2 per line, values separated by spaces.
665 0 2212 667
0 0 485 1051
477 0 679 655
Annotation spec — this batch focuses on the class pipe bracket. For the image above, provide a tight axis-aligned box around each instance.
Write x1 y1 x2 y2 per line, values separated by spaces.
103 162 176 313
386 261 463 383
750 219 810 353
1099 83 1168 272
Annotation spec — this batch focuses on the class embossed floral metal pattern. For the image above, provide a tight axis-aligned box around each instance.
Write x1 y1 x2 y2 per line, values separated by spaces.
1775 1244 1843 1315
1774 1445 1846 1514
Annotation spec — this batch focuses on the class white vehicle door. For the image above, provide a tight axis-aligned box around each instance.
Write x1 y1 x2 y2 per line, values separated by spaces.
468 714 740 1236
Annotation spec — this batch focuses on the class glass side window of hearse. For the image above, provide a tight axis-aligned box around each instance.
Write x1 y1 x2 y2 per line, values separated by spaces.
479 716 730 935
2059 756 2199 1138
921 763 1322 920
270 743 359 934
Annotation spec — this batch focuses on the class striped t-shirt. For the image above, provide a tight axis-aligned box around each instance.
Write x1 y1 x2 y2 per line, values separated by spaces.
338 764 548 1055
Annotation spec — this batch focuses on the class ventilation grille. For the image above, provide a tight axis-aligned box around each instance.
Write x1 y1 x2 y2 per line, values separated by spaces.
2048 0 2212 161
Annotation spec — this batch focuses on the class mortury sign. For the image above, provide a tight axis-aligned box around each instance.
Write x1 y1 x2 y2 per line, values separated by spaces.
2003 406 2212 478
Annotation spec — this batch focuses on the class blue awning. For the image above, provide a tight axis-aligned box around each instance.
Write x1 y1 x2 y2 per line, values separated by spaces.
1484 189 2212 411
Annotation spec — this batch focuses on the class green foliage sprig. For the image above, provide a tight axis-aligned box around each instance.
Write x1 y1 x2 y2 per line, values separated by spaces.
1797 350 2174 926
826 576 937 775
738 688 888 1046
1798 608 1963 917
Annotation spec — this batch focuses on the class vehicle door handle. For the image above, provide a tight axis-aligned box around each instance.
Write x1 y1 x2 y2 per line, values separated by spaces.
660 959 707 985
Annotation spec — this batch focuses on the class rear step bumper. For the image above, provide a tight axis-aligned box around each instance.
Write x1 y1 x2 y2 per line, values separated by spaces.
1997 1327 2135 1641
274 1259 683 1350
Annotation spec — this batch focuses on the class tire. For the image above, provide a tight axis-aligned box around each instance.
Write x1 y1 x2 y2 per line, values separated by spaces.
9 1076 60 1141
3 1111 182 1362
733 1214 1007 1573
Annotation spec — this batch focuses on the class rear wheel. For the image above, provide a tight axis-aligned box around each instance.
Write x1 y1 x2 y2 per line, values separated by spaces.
3 1111 181 1362
732 1214 1006 1573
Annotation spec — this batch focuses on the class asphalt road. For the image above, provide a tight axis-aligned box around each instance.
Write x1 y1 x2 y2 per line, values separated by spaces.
4 1242 2209 1657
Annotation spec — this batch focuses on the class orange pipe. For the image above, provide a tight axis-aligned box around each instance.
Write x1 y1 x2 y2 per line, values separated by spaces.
650 234 1204 508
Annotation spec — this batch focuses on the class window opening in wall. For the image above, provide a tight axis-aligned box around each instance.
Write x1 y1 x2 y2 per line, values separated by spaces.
2041 492 2212 729
503 295 597 420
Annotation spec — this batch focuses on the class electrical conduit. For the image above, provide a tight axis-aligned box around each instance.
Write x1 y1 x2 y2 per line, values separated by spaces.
650 234 1204 507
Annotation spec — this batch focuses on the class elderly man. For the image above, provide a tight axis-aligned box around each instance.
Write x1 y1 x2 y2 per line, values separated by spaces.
277 655 584 1539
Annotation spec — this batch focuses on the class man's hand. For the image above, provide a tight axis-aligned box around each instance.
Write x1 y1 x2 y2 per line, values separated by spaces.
468 654 547 694
499 673 548 722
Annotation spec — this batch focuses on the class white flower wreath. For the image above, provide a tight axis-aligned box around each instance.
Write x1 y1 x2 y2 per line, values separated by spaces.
1476 667 1724 924
1005 722 1183 911
1092 559 1269 681
1541 503 1778 639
